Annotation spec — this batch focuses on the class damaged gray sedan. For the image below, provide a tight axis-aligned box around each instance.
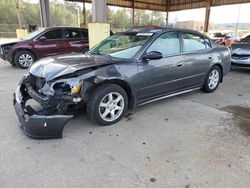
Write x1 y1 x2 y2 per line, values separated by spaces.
13 28 231 139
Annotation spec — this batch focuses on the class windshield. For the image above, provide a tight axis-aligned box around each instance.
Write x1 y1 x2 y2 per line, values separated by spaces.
89 33 153 59
22 28 46 40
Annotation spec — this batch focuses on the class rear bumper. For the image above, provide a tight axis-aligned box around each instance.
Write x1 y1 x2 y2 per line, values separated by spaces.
13 77 73 139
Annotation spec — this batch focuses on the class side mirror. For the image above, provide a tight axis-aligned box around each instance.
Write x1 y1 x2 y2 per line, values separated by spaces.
142 51 163 60
39 36 46 41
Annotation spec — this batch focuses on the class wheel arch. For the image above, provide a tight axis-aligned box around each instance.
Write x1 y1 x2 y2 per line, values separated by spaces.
87 78 136 110
13 48 38 61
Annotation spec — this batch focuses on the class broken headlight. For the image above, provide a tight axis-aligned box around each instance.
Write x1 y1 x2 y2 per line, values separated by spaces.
51 79 83 96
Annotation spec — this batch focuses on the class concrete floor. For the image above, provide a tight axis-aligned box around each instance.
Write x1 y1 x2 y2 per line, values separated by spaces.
0 60 250 188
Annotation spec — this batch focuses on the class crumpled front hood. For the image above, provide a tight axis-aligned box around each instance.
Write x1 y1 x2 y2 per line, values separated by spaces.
29 53 112 81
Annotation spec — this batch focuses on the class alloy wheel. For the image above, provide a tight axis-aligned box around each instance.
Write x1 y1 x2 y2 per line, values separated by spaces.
98 92 125 122
208 69 219 89
19 54 34 68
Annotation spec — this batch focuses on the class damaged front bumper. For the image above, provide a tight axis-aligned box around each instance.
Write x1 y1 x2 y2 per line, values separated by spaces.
13 76 74 139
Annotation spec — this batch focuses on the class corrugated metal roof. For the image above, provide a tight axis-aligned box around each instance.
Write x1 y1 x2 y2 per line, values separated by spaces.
212 0 250 6
66 0 250 11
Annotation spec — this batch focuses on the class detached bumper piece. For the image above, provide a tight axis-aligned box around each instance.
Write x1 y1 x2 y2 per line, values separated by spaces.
13 77 73 139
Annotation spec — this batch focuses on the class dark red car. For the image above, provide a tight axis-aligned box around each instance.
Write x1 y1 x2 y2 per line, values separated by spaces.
0 27 89 69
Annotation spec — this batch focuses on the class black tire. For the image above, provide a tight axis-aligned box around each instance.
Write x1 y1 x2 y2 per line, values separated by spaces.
202 65 222 93
14 50 36 69
87 84 128 126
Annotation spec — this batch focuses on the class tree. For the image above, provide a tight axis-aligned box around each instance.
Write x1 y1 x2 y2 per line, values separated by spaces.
0 0 167 37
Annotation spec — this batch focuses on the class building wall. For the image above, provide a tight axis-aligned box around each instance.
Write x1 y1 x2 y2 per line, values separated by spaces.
176 21 214 31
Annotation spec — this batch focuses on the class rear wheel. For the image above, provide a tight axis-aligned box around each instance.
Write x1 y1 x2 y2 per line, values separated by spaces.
87 84 128 125
14 50 36 69
202 66 221 93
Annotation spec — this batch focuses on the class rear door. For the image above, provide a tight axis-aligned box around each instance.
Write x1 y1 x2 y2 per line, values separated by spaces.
34 28 65 57
63 28 88 53
180 32 213 88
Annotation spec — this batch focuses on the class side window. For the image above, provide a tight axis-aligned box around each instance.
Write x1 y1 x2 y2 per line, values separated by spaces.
146 32 180 56
65 29 82 39
43 29 62 40
80 30 88 38
182 33 206 52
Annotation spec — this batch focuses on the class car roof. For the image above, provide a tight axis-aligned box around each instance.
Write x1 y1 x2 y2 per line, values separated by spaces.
44 26 88 30
125 27 206 37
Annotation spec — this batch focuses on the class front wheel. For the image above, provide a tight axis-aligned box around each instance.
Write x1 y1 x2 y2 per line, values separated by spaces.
14 50 36 69
202 66 221 93
87 84 128 125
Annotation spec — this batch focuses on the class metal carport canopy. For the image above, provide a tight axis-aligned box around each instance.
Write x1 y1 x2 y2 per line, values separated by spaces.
67 0 250 12
65 0 250 32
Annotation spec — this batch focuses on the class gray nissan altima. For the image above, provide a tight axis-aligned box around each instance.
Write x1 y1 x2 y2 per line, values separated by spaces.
13 28 231 139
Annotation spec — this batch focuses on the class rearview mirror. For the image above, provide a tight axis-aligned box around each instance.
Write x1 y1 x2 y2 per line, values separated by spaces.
142 51 163 60
39 36 46 41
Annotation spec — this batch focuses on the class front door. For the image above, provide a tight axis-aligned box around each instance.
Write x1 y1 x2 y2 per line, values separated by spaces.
137 32 186 101
34 28 66 58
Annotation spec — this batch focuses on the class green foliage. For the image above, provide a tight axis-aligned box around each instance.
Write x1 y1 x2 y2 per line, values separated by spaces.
0 0 166 37
107 8 166 31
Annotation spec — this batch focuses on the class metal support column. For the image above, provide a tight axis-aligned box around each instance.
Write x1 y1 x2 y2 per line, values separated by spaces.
131 0 135 27
92 0 106 23
166 0 170 27
83 0 86 27
39 0 50 27
204 0 211 32
89 0 109 48
166 12 169 27
16 0 22 28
